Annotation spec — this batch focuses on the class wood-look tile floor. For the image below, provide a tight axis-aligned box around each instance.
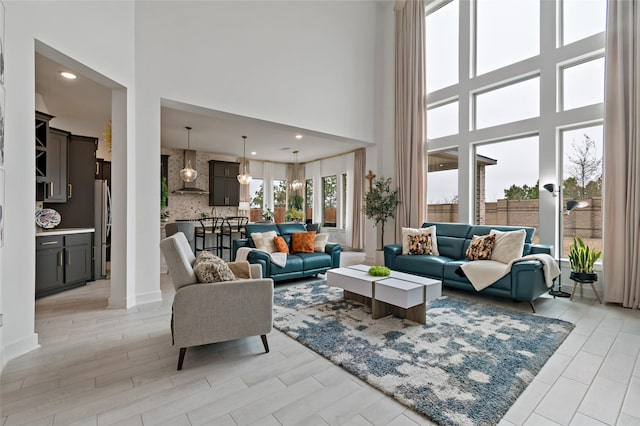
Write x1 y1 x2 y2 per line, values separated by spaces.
2 251 640 425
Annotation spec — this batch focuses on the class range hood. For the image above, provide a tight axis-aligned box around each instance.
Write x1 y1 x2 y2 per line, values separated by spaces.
172 150 209 194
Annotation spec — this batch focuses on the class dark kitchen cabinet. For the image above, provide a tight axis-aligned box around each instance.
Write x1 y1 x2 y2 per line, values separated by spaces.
35 235 65 294
36 232 93 299
96 158 112 187
35 111 69 203
208 161 240 206
47 135 97 228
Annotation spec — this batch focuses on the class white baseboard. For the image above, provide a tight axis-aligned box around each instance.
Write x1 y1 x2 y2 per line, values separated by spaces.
1 333 40 372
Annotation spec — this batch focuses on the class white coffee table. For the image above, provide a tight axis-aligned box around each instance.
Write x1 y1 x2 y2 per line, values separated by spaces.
326 264 442 324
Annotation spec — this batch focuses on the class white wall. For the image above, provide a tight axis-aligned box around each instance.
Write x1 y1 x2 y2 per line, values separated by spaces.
1 0 136 368
0 0 395 369
132 0 391 302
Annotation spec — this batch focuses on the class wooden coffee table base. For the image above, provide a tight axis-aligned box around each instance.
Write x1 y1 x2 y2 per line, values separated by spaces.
344 289 427 324
372 299 426 324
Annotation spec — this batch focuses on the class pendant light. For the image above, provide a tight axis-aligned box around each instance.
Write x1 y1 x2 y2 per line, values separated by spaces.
291 150 304 190
237 135 252 184
180 126 198 182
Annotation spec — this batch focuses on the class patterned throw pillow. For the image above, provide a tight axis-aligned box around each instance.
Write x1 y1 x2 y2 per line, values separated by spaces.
273 236 290 254
192 251 236 283
401 226 439 256
465 234 496 261
291 231 316 253
408 233 432 255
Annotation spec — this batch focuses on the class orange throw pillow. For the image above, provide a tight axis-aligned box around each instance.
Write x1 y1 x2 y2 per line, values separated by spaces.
291 231 316 253
273 236 289 254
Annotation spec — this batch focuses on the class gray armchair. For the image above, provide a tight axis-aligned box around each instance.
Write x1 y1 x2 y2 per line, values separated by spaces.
160 232 274 370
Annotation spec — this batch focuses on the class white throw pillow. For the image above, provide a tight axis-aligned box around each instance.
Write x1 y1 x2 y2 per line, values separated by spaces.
401 226 439 256
314 233 330 252
251 231 278 253
489 229 526 264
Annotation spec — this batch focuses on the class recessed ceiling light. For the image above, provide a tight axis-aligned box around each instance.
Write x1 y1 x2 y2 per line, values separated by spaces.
60 71 77 80
295 134 303 139
250 151 257 155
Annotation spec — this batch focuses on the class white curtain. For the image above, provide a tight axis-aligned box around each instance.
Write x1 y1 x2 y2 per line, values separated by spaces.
603 0 640 308
351 149 365 249
394 0 428 242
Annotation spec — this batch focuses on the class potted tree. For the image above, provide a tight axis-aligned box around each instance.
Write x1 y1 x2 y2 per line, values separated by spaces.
363 177 399 263
568 236 601 283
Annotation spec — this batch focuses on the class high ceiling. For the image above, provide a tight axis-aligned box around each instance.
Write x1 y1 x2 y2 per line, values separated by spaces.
35 53 370 163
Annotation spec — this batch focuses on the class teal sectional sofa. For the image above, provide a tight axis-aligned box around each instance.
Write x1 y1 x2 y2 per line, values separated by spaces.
384 222 553 311
232 223 341 281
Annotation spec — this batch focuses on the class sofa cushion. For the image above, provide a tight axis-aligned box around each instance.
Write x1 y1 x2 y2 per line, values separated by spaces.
277 223 307 235
297 252 333 270
273 236 290 253
394 255 450 278
270 254 304 275
490 229 526 264
437 235 467 259
443 260 512 291
292 231 316 253
193 251 236 283
402 226 439 255
314 233 329 252
466 234 496 260
422 222 471 238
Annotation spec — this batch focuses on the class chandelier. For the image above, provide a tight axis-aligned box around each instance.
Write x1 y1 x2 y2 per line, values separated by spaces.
237 135 252 184
179 126 197 182
291 150 303 190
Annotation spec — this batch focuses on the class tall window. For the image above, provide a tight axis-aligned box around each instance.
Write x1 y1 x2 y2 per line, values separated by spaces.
426 0 458 92
427 149 459 222
475 137 540 240
249 179 264 222
273 179 287 223
322 176 337 227
561 124 603 256
426 0 605 259
341 173 347 229
305 179 313 223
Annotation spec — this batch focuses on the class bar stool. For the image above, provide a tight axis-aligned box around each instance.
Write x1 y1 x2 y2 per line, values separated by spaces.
195 217 223 255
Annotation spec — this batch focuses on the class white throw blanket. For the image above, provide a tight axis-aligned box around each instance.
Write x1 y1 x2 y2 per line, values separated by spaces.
460 253 560 291
235 247 287 268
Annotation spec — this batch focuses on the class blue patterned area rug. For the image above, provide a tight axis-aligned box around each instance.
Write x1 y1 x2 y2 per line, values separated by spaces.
273 282 574 426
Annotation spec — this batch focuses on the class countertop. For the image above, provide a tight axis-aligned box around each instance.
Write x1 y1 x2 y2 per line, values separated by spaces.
36 227 95 237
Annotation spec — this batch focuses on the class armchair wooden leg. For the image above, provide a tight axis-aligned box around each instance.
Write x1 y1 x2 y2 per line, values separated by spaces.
260 335 270 353
177 347 187 370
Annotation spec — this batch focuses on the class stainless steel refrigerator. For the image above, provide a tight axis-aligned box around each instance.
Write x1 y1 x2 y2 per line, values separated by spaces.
94 180 112 279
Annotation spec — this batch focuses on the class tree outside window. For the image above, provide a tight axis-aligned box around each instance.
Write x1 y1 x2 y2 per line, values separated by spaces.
273 179 287 223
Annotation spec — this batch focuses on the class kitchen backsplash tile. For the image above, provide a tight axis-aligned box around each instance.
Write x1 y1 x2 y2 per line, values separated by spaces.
162 147 240 221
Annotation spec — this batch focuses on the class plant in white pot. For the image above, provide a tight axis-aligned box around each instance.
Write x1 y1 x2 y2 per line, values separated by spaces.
363 177 399 263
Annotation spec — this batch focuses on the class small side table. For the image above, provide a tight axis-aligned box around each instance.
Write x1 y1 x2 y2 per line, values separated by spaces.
570 278 602 304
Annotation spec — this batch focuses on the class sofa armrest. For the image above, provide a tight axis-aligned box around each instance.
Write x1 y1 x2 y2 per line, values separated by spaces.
325 243 342 268
232 238 250 261
247 250 272 277
384 244 403 268
172 277 274 348
530 244 552 255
